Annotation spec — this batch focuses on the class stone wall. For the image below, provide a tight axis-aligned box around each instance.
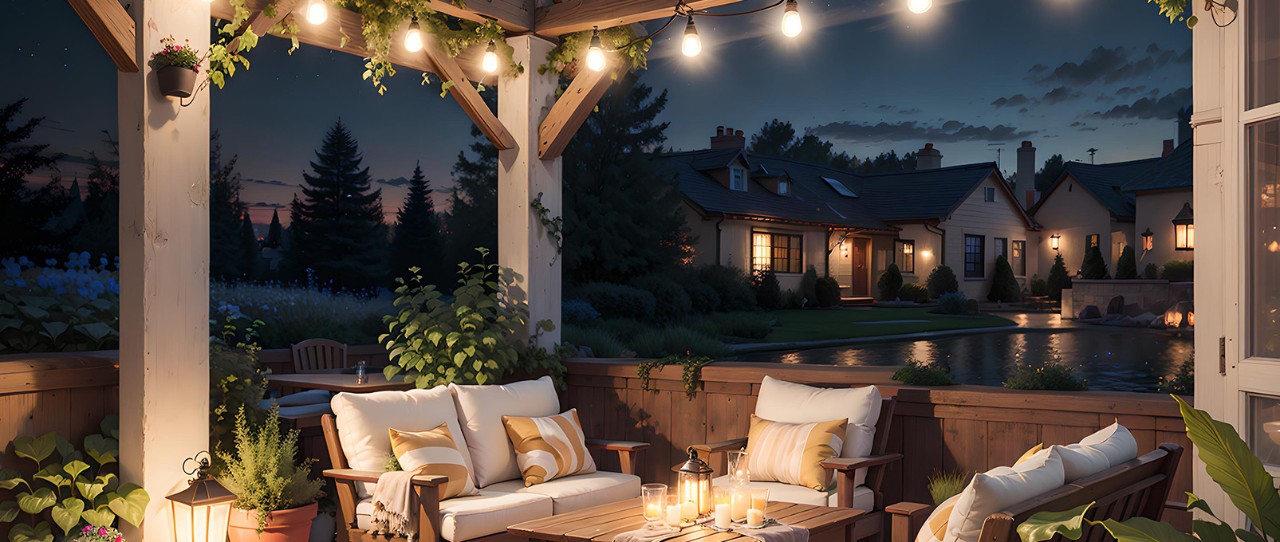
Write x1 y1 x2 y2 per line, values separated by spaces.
1069 279 1193 317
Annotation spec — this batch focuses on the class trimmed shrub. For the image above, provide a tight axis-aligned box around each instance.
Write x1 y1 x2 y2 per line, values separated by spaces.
781 289 804 309
1161 260 1194 282
563 324 627 358
1115 245 1137 279
594 318 651 342
1029 275 1049 297
629 327 727 358
575 282 657 321
751 270 783 310
1079 245 1109 279
1046 253 1072 301
987 255 1021 303
800 266 819 306
633 274 693 322
934 292 968 315
1003 360 1088 391
696 265 756 311
562 299 600 324
683 280 721 313
1143 263 1159 279
899 282 929 303
877 263 904 301
926 265 959 299
814 276 841 307
707 311 773 339
892 360 953 386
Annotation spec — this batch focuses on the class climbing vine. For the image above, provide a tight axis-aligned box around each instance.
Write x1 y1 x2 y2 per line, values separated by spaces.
1146 0 1236 28
530 192 563 265
638 353 713 399
541 25 651 76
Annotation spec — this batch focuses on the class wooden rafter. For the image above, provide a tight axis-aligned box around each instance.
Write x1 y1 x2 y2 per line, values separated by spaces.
534 0 746 37
538 62 622 159
229 0 301 53
423 38 517 151
426 0 532 33
67 0 137 72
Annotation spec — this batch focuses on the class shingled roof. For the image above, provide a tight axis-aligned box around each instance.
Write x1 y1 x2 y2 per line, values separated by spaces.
1124 141 1192 193
847 162 1014 223
1030 141 1192 219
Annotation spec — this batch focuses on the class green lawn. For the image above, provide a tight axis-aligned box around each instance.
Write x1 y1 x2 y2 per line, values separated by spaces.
760 307 1014 343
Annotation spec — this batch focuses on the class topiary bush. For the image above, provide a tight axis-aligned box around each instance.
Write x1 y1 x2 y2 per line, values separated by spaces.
899 282 929 303
1114 245 1137 279
1046 253 1072 301
1161 259 1194 282
574 282 658 321
814 276 841 307
1003 360 1088 391
877 263 904 301
1079 245 1109 279
926 265 959 299
934 292 968 315
681 279 721 313
751 270 782 310
1029 275 1049 297
696 265 756 311
562 299 601 324
892 359 953 386
632 274 693 322
1143 263 1159 279
800 266 819 306
987 255 1021 303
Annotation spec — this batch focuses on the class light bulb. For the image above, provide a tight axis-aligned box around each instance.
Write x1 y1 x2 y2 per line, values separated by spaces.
482 41 499 73
907 0 932 14
305 0 328 25
681 17 702 58
585 27 606 72
781 0 802 37
404 17 424 53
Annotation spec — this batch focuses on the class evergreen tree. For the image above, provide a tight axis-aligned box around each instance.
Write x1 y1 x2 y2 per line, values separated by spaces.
877 263 904 301
988 255 1021 302
264 209 284 249
0 98 62 259
1035 154 1066 193
72 131 120 259
389 161 445 284
1079 245 1109 279
238 211 259 279
562 74 691 283
209 131 248 280
1115 245 1137 279
286 119 388 290
1047 253 1072 301
748 119 857 170
445 125 499 267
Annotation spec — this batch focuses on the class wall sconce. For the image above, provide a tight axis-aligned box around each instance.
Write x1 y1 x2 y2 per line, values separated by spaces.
1050 234 1061 251
840 240 850 258
920 249 932 260
1173 203 1194 251
1141 228 1153 253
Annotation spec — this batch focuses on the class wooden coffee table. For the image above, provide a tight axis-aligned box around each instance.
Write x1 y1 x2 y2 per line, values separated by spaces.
508 498 865 542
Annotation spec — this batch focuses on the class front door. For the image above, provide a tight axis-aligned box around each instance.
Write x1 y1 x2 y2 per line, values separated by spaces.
851 238 870 297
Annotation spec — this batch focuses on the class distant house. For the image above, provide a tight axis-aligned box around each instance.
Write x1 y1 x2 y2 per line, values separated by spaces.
663 127 1039 301
1030 139 1192 278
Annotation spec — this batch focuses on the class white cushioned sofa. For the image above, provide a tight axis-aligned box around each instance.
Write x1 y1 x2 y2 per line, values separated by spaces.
321 377 649 542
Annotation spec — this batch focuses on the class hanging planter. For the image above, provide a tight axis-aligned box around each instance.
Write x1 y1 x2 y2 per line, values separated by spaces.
156 65 198 98
149 35 202 99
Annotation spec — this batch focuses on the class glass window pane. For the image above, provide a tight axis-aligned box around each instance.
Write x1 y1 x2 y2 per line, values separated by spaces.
1248 395 1280 469
1249 119 1280 359
1248 0 1280 109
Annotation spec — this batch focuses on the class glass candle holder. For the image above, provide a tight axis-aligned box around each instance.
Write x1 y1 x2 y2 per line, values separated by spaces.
726 450 749 482
750 487 769 513
641 484 667 527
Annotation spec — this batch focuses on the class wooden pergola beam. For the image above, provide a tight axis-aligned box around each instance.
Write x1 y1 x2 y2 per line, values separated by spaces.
423 38 518 150
538 62 622 159
426 0 532 33
231 0 301 52
67 0 138 72
533 0 745 37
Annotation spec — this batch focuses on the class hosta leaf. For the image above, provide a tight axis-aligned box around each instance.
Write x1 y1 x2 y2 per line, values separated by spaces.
17 488 56 514
53 435 76 462
51 498 84 535
76 474 114 502
107 483 149 528
14 433 57 463
8 521 53 542
1174 395 1280 537
40 322 68 340
84 435 118 465
0 468 27 491
33 465 69 488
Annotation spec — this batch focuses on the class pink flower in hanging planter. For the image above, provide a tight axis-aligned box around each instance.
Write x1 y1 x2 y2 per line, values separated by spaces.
149 35 202 73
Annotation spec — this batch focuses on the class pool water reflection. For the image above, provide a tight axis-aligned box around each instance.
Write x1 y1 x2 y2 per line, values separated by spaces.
733 328 1194 393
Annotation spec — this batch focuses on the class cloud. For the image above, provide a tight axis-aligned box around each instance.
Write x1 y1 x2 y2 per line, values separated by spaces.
244 178 293 186
1069 121 1098 132
1114 85 1148 97
898 107 922 115
991 94 1030 108
1034 44 1190 86
808 119 1035 144
376 177 411 187
1040 86 1083 105
1094 87 1191 120
1029 63 1048 74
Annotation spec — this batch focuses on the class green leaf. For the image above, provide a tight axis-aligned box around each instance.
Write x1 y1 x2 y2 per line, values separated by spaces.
81 506 116 527
1018 503 1091 542
14 433 57 463
40 322 67 340
84 435 118 465
1236 529 1266 542
16 488 56 514
1174 395 1280 538
33 465 69 488
107 483 149 528
51 498 84 535
0 500 19 523
53 435 76 461
8 521 53 542
1095 517 1197 542
76 473 114 502
100 415 119 439
383 364 401 380
1191 519 1235 542
0 468 27 491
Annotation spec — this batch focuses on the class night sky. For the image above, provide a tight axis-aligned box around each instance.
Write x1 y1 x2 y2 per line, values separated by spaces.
1 0 1190 226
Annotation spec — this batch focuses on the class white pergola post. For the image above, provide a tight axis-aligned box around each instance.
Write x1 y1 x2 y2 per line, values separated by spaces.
498 35 561 347
116 0 211 538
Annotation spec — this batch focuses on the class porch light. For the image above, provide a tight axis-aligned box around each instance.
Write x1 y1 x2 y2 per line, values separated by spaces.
168 453 235 542
586 27 607 72
305 0 328 25
781 0 802 37
908 0 932 14
677 447 713 521
1141 228 1153 253
1051 234 1061 251
1173 203 1194 250
404 16 424 53
682 16 702 57
482 41 499 73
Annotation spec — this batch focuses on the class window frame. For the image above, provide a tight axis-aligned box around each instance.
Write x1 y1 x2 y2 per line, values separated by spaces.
751 230 804 274
964 234 985 279
777 178 790 196
995 237 1008 260
1011 240 1027 276
984 187 997 202
729 167 747 192
896 240 915 274
1086 233 1100 250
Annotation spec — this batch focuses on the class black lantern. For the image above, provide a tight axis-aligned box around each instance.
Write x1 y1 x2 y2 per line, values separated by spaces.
1173 203 1194 250
167 453 236 542
677 446 713 521
1141 228 1154 253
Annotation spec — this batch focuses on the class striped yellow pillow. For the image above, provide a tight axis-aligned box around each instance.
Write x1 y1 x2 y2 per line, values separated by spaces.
916 495 959 542
388 424 480 500
745 414 847 491
1015 443 1044 465
502 409 597 486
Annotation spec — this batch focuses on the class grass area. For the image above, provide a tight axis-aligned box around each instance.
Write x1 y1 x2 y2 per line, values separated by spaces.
761 307 1014 343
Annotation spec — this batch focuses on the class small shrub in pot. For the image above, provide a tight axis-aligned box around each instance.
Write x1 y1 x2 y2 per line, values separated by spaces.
217 407 324 541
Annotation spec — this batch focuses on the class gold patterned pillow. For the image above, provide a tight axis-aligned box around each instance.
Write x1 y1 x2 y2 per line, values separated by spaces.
745 414 847 491
388 424 480 499
502 409 597 486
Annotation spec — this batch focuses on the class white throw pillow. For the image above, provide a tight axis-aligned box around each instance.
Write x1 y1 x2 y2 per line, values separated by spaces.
755 377 881 486
450 377 561 487
1053 422 1138 482
330 387 473 498
944 448 1065 542
1079 423 1139 466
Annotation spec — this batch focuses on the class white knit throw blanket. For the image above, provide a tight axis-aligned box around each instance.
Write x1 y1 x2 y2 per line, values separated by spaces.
370 470 417 541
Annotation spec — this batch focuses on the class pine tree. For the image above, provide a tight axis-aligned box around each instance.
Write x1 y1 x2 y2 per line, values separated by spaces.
389 161 445 284
72 131 120 259
264 209 284 249
238 212 260 279
210 131 248 280
748 118 857 170
0 98 61 259
988 255 1022 302
1115 245 1137 279
445 125 499 267
286 119 388 290
1047 253 1072 301
1079 245 1109 279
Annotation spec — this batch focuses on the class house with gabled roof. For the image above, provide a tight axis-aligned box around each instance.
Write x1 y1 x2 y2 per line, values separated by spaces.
662 128 1040 301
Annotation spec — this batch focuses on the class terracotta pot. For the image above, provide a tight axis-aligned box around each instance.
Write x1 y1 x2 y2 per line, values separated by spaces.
228 502 318 542
156 65 197 98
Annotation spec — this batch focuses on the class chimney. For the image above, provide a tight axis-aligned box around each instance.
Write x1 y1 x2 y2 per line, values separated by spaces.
1162 139 1175 157
1025 189 1037 209
917 143 942 170
711 125 746 149
1016 140 1036 205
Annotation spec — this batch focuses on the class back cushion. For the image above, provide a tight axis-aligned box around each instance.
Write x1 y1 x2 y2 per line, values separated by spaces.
944 448 1065 542
755 377 881 486
451 377 561 487
330 387 473 498
1054 423 1139 482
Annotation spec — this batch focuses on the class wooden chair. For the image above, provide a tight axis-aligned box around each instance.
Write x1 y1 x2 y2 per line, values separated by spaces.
887 443 1183 542
292 338 349 373
691 397 899 542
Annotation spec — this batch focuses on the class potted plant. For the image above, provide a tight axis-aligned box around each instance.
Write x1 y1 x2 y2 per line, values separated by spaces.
149 36 200 98
216 407 324 542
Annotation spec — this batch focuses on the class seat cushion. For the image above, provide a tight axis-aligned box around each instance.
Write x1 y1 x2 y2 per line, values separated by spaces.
711 476 874 511
331 387 474 497
745 414 846 490
755 377 881 486
276 402 333 419
485 471 641 514
356 490 552 541
450 377 561 487
503 409 597 486
945 447 1065 542
260 389 332 408
390 424 480 499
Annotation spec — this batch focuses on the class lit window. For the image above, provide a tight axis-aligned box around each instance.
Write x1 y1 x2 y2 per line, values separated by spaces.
752 232 803 273
778 179 790 196
964 235 985 278
896 240 915 273
1011 240 1026 276
730 167 747 191
984 187 997 202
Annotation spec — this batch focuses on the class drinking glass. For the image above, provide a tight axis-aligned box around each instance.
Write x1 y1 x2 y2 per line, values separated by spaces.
641 484 667 528
355 360 368 384
726 450 749 482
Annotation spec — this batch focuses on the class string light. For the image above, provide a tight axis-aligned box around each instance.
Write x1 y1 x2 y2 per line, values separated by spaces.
404 16 424 53
305 0 328 25
681 16 702 57
482 40 499 73
907 0 932 14
781 0 802 37
586 27 607 72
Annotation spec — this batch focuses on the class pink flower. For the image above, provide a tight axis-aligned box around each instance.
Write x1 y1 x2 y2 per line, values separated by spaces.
115 536 123 542
99 526 109 535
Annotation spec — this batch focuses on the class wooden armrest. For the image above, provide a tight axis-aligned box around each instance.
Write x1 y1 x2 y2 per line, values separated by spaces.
887 502 934 542
1165 499 1190 512
690 437 748 455
886 502 933 516
585 438 651 452
822 453 904 471
323 469 447 487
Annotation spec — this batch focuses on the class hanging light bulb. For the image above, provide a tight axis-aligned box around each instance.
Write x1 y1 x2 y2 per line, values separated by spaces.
482 40 499 73
907 0 932 14
585 27 607 72
305 0 328 25
681 16 702 57
781 0 802 37
404 16 424 53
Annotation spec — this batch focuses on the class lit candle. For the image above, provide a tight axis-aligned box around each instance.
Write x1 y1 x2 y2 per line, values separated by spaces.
681 501 697 522
751 491 768 511
731 490 749 521
666 504 681 526
747 508 765 528
714 503 731 529
645 502 662 521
